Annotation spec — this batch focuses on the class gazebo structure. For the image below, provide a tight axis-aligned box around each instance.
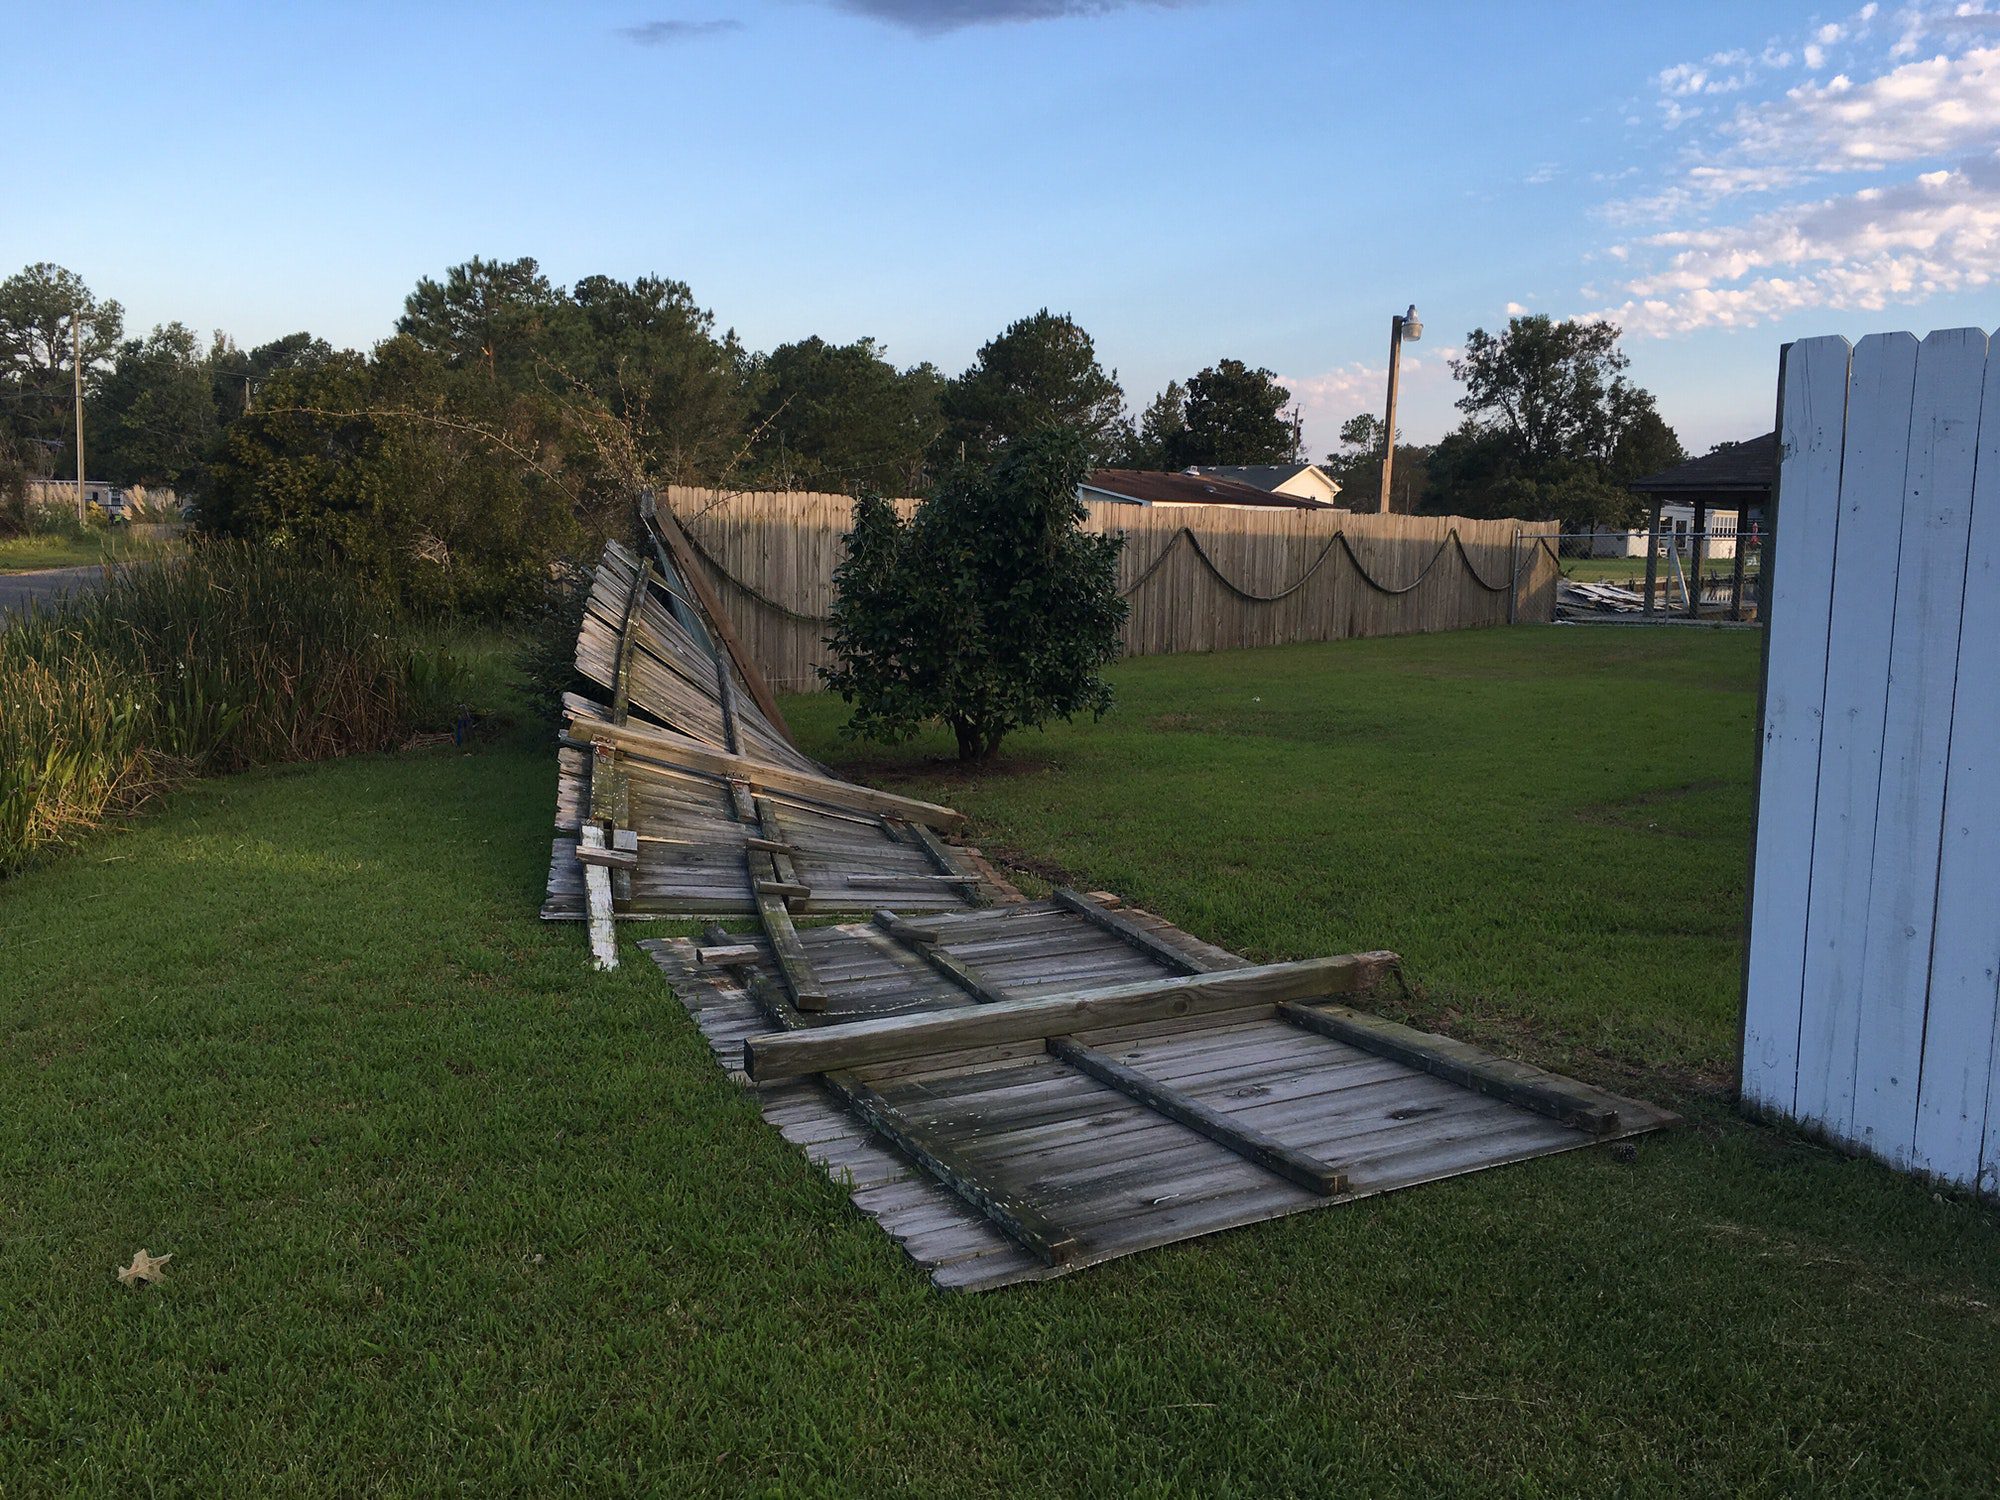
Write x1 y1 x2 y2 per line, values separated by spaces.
1629 432 1775 618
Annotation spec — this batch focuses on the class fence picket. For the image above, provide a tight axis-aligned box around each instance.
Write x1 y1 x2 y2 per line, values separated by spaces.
662 486 1554 692
1795 332 1919 1139
1742 335 1852 1117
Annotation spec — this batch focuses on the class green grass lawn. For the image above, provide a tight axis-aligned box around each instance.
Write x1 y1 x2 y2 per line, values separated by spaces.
1561 553 1757 592
3 625 1996 1495
0 529 172 573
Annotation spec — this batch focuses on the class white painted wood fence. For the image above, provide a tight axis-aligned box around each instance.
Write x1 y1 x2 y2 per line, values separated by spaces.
1742 329 2000 1195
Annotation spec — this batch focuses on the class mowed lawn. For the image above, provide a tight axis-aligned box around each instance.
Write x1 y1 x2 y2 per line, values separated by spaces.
0 530 168 573
3 625 1997 1495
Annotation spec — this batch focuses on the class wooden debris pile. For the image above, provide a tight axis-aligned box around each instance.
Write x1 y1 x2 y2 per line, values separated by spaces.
544 497 1674 1288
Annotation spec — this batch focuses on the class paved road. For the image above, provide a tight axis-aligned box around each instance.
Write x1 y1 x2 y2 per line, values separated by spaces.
0 565 105 618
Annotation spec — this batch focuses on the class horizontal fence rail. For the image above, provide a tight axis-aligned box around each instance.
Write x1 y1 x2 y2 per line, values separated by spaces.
663 487 1560 692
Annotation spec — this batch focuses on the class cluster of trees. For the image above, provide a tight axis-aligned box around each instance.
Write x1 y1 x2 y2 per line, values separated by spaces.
1 256 1319 608
3 252 1687 607
0 262 337 506
1344 315 1685 529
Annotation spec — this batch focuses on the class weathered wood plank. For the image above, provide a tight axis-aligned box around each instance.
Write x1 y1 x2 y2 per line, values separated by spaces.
1920 343 2000 1188
1850 328 1987 1169
1044 1036 1345 1194
1051 887 1245 973
754 880 828 1011
568 706 966 832
609 559 654 724
641 490 799 746
1278 1002 1623 1134
1795 332 1919 1138
738 974 1078 1264
1741 334 1853 1115
579 826 618 971
744 952 1399 1082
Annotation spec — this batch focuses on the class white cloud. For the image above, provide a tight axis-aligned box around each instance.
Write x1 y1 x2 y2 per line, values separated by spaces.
1592 152 2000 334
1505 300 1531 314
1280 348 1463 452
1722 46 2000 176
1583 6 2000 336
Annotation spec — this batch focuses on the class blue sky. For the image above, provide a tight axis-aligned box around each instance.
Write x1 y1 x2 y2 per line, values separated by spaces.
7 0 1998 456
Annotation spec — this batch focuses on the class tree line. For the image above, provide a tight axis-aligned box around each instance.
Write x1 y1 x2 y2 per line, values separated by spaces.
0 255 1685 611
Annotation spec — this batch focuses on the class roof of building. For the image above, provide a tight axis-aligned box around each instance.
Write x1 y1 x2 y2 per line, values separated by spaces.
1630 432 1777 496
1082 468 1337 509
1186 463 1330 492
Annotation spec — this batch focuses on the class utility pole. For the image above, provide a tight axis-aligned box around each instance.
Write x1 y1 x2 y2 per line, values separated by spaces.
1378 304 1421 515
73 309 85 523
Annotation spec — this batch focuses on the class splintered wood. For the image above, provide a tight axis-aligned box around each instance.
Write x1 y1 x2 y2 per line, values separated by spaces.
544 503 1674 1290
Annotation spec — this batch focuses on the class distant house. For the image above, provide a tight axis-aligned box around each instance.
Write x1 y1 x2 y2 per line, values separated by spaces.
1187 463 1344 506
27 478 127 517
1081 468 1338 511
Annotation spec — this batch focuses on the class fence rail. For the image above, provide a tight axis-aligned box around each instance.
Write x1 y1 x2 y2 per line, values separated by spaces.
661 487 1559 692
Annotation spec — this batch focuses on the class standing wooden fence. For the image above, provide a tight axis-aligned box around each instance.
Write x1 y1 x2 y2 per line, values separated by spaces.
662 486 1559 693
1742 328 2000 1196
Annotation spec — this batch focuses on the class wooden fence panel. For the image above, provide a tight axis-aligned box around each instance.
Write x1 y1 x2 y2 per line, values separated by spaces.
665 485 1558 693
1742 326 2000 1196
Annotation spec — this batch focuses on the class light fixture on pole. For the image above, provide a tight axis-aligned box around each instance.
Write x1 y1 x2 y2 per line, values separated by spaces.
1378 304 1420 514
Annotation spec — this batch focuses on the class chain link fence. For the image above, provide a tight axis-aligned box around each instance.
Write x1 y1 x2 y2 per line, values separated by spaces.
1531 527 1763 623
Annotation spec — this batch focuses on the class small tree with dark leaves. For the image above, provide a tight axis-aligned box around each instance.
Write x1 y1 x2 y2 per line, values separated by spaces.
821 428 1126 762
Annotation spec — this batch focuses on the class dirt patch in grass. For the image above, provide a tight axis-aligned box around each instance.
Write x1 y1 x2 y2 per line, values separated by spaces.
1575 777 1737 838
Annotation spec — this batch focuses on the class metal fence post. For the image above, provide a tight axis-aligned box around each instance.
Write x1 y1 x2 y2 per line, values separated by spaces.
1642 504 1661 617
1507 527 1521 625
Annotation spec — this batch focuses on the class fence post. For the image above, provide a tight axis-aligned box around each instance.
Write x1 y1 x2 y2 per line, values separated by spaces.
1643 503 1662 617
1729 521 1748 621
1506 528 1522 624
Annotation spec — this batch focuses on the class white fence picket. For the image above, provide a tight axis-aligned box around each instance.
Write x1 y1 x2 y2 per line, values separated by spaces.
1741 335 1852 1116
1745 325 2000 1195
1795 332 1919 1139
1913 341 2000 1184
1850 328 1987 1169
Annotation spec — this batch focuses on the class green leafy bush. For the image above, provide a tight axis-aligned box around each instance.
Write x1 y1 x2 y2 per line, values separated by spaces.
0 544 465 871
821 428 1126 761
204 343 588 618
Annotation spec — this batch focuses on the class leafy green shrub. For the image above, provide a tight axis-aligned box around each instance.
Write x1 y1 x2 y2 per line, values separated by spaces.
204 342 588 618
0 543 465 871
821 428 1126 761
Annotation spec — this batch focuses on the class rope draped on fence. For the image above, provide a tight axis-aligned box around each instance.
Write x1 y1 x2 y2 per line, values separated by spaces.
675 524 836 624
1121 524 1514 601
675 514 1519 625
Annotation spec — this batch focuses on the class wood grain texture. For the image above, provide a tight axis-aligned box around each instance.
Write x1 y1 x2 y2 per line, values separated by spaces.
567 703 966 832
1850 328 1987 1167
743 953 1399 1081
1794 332 1919 1137
661 485 1560 693
1913 340 2000 1184
1742 335 1853 1115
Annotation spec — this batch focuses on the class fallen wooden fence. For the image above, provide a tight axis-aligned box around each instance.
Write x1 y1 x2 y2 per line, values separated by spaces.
660 486 1561 692
543 500 1670 1290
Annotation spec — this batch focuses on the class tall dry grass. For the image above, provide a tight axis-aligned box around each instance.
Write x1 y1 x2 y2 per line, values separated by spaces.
0 544 466 872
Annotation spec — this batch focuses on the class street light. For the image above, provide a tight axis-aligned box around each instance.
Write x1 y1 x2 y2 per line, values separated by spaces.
1379 304 1420 514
